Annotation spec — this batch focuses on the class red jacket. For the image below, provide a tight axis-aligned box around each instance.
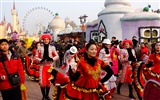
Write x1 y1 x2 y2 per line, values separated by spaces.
0 52 25 90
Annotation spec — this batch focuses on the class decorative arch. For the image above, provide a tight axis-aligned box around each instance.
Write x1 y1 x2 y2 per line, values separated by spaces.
90 20 107 42
98 20 107 34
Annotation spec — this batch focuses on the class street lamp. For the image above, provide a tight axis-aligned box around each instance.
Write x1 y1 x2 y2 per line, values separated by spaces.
79 14 88 42
79 14 88 24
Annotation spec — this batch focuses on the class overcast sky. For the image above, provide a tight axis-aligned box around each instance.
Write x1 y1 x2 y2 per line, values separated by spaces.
0 0 159 29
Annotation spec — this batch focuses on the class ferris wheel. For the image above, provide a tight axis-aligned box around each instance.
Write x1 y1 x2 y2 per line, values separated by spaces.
22 7 54 36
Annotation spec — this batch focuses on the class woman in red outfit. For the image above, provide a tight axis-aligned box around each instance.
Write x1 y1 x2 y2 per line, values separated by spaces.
0 39 25 100
25 42 41 80
49 41 113 100
35 34 59 100
140 42 149 63
134 41 160 99
117 39 136 99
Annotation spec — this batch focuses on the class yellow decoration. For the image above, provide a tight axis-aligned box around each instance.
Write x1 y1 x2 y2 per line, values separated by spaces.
71 82 103 93
113 50 117 60
52 86 58 100
24 38 33 48
47 67 54 73
20 84 27 90
48 75 54 80
6 38 10 41
87 64 101 80
20 84 28 100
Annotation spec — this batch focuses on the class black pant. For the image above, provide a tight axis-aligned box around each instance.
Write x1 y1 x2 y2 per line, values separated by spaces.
20 57 25 65
1 85 21 100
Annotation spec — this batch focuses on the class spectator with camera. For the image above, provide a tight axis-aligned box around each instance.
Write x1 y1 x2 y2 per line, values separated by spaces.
0 39 25 100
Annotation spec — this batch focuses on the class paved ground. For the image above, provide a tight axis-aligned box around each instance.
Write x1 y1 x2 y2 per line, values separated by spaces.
0 68 138 100
25 77 135 100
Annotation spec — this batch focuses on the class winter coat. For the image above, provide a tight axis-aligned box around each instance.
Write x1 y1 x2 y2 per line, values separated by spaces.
0 51 25 90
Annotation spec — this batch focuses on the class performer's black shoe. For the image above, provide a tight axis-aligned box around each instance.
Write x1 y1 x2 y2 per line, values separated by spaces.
117 82 123 94
117 90 120 94
128 84 135 99
45 96 51 100
42 97 45 100
129 94 135 99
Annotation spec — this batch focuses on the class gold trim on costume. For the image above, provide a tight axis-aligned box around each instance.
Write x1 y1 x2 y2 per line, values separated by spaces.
52 86 58 100
71 82 101 93
47 66 54 73
148 70 160 78
113 51 117 60
48 75 54 80
87 63 101 80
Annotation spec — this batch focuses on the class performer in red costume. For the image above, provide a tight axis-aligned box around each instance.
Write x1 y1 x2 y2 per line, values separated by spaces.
25 42 41 80
134 41 160 99
63 46 79 76
98 39 117 99
35 33 59 100
48 40 113 100
140 42 149 63
117 39 136 99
